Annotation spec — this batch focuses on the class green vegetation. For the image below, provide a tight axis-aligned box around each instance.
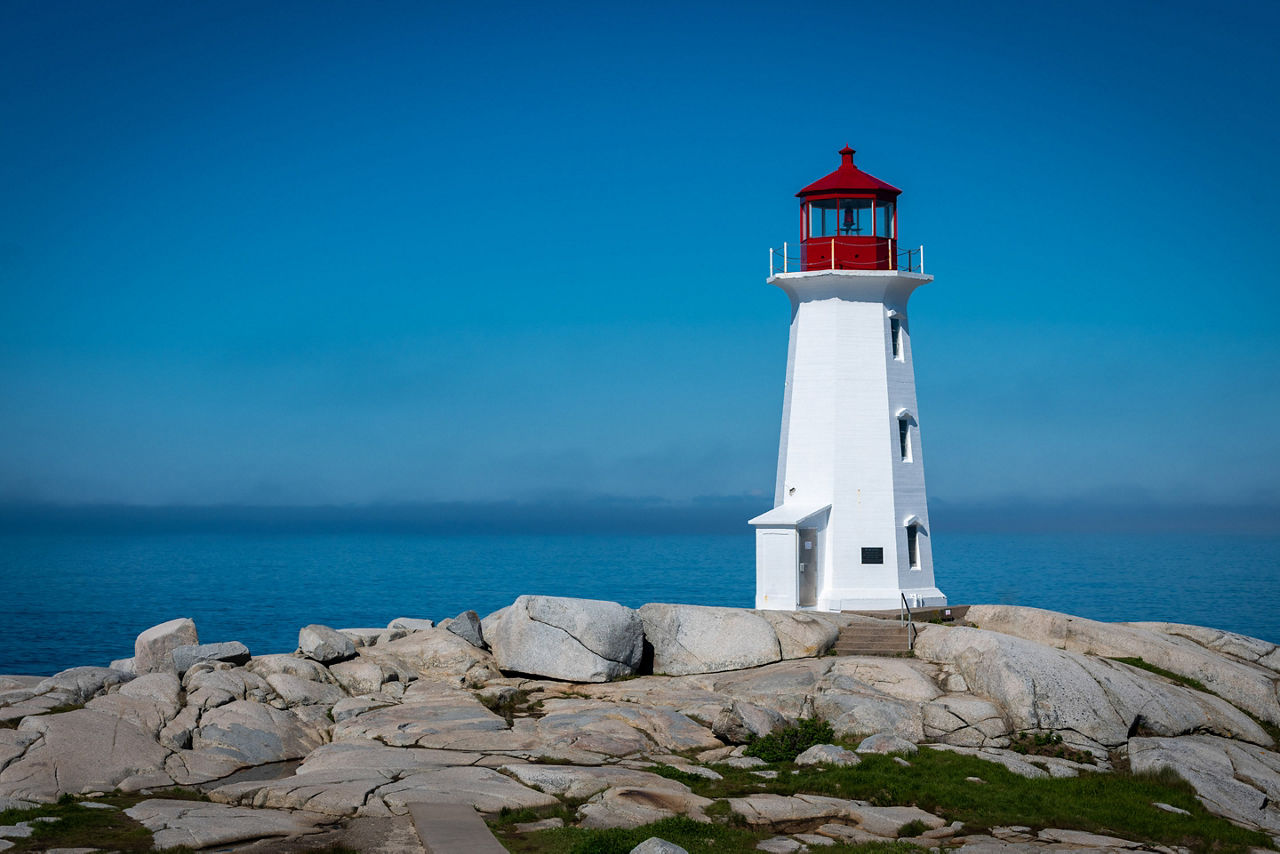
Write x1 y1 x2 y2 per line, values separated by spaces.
0 798 153 853
1008 731 1096 765
1111 657 1211 693
497 749 1272 854
743 717 835 762
897 818 929 837
650 764 712 786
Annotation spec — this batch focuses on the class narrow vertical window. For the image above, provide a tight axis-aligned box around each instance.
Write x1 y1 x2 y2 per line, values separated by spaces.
907 524 920 569
890 318 901 359
898 417 911 462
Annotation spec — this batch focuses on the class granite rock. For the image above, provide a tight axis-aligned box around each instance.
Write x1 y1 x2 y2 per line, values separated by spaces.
488 595 644 682
134 618 198 675
299 624 357 665
639 604 781 676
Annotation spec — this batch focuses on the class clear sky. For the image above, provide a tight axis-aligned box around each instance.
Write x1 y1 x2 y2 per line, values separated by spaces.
1 0 1277 522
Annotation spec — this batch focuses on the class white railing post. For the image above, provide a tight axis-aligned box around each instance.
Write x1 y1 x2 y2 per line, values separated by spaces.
783 241 788 273
919 245 925 275
770 248 775 277
831 238 835 270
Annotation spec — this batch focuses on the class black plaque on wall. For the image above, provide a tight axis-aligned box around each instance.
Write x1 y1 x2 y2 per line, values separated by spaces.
861 547 884 564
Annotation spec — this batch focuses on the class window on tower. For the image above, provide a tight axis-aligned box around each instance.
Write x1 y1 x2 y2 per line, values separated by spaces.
907 524 920 569
898 417 912 462
890 318 902 359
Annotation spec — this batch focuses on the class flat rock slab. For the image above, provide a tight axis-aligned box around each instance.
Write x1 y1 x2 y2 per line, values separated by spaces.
1036 827 1144 848
380 767 558 815
211 767 396 816
124 798 330 849
577 785 713 829
407 801 506 854
503 764 690 800
0 709 172 800
332 688 507 748
845 804 945 838
729 794 853 831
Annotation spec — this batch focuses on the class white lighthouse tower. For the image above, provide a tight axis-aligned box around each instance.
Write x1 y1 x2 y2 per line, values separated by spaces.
750 147 946 612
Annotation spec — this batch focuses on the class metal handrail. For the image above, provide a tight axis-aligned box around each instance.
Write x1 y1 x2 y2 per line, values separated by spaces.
769 241 926 276
900 592 917 651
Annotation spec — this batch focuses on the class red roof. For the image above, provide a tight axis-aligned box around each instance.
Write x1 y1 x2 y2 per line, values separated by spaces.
796 146 901 198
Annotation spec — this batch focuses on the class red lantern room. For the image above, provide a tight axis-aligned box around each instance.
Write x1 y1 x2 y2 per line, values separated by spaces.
797 146 901 271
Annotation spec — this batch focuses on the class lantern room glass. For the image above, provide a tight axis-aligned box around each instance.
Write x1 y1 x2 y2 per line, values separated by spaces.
838 199 872 235
807 198 895 239
876 201 895 239
808 199 837 237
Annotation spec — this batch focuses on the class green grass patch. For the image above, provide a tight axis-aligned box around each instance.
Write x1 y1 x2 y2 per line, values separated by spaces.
650 764 712 786
744 718 835 762
0 800 153 853
487 798 585 832
1110 657 1211 693
897 818 929 837
681 749 1268 853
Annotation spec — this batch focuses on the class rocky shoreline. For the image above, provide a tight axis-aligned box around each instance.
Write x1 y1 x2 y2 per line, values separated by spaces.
2 598 1279 853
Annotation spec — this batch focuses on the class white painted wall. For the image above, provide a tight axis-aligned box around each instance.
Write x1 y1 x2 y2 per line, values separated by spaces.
751 270 946 611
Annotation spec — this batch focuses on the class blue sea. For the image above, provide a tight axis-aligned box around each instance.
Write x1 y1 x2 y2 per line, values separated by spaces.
3 531 1279 675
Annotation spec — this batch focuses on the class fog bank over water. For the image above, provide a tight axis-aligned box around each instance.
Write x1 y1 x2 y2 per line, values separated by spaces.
1 496 1275 535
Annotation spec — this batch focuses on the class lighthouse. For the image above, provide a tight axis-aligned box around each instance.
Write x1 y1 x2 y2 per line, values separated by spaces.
750 147 947 612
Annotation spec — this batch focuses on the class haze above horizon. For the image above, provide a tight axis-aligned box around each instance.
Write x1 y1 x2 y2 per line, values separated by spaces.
2 0 1277 523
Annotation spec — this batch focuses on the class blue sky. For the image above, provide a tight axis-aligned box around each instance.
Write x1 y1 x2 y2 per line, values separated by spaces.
1 0 1277 518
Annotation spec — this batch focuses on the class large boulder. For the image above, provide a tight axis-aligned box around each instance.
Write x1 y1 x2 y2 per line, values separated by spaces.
135 618 198 674
362 627 499 685
299 625 356 664
913 624 1271 749
193 700 325 766
712 700 788 744
638 604 781 676
1129 734 1280 834
965 605 1280 726
487 595 643 682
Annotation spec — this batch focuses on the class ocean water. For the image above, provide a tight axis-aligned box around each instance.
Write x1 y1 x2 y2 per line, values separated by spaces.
2 531 1278 675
